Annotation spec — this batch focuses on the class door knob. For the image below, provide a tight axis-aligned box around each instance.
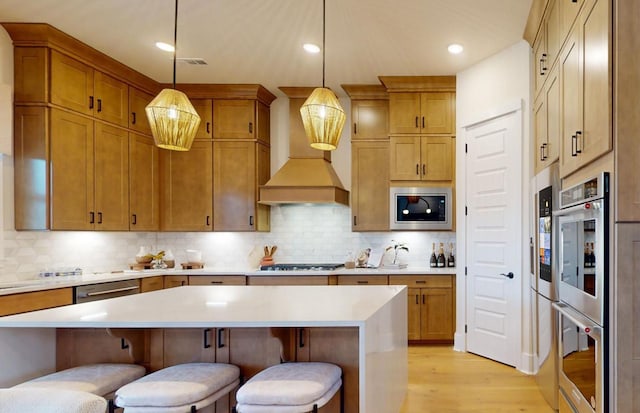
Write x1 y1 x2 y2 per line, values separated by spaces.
500 272 514 279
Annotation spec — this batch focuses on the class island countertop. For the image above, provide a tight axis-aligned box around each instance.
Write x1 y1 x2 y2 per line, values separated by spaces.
0 285 407 328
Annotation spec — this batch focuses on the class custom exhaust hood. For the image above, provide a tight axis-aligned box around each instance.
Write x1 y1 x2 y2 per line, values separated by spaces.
259 87 349 206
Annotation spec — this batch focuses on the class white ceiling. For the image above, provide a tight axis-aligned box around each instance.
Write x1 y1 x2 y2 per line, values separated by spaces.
0 0 533 97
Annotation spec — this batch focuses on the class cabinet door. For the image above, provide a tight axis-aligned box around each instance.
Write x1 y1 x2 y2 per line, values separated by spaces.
164 275 188 288
213 141 256 231
213 99 255 139
421 288 454 340
93 71 128 127
94 122 129 230
51 109 94 230
389 136 421 180
559 24 581 177
545 0 562 72
579 0 610 166
191 98 213 139
129 133 160 231
421 136 453 181
160 140 213 231
535 66 561 174
129 87 154 135
561 0 586 40
14 47 47 103
389 93 420 134
420 93 453 134
407 287 421 341
351 141 389 231
533 94 548 174
352 100 389 140
50 50 93 115
140 276 164 293
256 101 271 144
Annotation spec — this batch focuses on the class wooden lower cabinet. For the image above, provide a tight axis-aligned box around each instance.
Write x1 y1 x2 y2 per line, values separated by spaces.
0 288 73 316
164 275 188 289
140 276 163 293
390 275 455 342
337 275 388 285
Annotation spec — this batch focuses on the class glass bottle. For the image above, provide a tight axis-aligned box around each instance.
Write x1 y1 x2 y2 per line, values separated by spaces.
430 243 438 268
447 243 455 267
437 243 446 268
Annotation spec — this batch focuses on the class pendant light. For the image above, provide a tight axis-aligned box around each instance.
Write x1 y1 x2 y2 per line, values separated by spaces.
146 0 200 151
300 0 346 151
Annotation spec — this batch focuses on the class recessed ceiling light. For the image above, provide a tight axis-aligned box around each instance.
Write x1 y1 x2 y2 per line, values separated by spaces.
155 41 175 52
448 44 464 55
303 43 321 54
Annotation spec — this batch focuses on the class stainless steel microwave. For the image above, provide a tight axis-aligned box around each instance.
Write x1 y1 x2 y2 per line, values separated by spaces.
390 187 453 230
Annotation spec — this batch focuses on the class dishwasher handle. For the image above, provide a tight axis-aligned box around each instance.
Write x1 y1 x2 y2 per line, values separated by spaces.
82 285 139 297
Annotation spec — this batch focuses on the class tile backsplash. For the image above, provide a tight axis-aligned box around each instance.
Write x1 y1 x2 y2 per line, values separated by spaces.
1 204 456 282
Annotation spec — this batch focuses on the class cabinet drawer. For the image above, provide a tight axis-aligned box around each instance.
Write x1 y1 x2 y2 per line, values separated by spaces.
188 275 246 286
0 288 73 316
389 275 452 288
140 276 164 292
337 275 388 285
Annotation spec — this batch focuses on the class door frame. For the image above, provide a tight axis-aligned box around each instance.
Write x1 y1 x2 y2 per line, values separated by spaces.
455 99 534 373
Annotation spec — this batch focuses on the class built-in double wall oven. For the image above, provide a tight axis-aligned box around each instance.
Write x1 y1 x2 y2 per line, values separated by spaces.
553 172 609 413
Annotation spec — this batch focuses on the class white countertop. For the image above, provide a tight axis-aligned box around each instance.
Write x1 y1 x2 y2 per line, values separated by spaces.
0 267 455 296
0 285 407 328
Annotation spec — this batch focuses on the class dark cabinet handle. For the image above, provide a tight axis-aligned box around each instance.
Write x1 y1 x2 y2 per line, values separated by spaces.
353 216 357 226
217 328 226 348
353 123 357 134
422 164 426 176
575 131 582 154
415 116 419 128
541 143 548 161
131 112 136 124
415 280 426 284
501 272 515 279
415 294 419 304
89 96 94 109
203 328 212 349
89 211 95 224
249 215 254 226
131 214 137 225
206 122 210 134
572 0 577 2
298 328 305 348
210 281 223 284
422 294 425 304
571 135 578 157
357 280 369 284
416 164 420 175
206 216 211 226
422 116 425 129
539 53 548 76
248 122 253 134
121 338 129 350
180 280 186 286
97 99 102 113
97 212 103 224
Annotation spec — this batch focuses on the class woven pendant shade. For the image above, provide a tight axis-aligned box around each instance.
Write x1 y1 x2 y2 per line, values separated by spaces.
300 87 346 151
146 88 200 151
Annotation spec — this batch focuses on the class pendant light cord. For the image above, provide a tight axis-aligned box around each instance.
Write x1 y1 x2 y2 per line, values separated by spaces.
322 0 326 88
172 0 178 89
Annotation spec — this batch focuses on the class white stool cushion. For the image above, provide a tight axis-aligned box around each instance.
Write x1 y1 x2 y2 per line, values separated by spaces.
14 363 146 396
236 362 342 412
115 362 240 412
0 388 107 413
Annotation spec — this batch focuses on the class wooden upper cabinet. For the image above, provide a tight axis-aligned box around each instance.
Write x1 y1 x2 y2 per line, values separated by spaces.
561 0 586 41
351 141 389 231
213 99 256 139
534 65 560 174
389 136 454 182
191 99 213 139
50 110 129 230
51 50 128 127
533 0 561 98
160 140 213 231
129 132 159 231
14 47 47 103
559 0 610 178
129 87 154 135
213 141 257 231
389 92 453 135
351 100 389 140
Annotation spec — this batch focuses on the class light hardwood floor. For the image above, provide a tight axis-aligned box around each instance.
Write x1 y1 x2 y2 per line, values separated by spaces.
400 345 554 413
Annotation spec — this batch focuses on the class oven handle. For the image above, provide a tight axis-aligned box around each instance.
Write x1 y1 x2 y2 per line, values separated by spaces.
84 286 140 297
553 302 601 340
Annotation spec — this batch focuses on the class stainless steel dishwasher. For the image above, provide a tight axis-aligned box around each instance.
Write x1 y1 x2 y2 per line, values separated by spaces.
74 279 140 303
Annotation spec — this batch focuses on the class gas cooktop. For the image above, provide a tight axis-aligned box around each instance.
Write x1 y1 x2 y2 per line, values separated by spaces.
259 263 345 271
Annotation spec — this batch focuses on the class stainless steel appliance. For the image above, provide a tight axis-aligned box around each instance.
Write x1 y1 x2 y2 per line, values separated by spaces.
389 186 452 230
555 172 609 413
259 263 345 271
74 279 140 303
531 163 560 410
554 302 603 413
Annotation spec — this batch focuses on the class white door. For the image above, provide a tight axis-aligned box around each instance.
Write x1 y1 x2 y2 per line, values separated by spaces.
465 108 522 366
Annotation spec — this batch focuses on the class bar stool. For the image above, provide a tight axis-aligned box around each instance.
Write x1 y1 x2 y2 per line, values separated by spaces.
234 361 343 413
115 362 240 412
0 388 107 413
13 363 146 413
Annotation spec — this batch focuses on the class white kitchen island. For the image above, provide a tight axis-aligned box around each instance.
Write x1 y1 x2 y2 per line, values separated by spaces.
0 285 407 413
